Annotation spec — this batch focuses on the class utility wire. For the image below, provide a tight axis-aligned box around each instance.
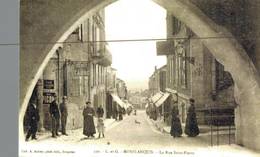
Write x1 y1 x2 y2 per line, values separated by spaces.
0 35 257 46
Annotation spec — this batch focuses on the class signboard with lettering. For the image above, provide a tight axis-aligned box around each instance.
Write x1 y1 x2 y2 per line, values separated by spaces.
156 41 175 56
43 92 55 104
44 80 55 89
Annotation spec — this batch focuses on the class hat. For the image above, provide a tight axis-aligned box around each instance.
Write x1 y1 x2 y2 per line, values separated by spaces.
189 98 195 103
63 96 67 99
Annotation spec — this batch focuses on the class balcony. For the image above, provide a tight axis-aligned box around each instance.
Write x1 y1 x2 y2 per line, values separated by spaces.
156 40 175 56
91 43 112 67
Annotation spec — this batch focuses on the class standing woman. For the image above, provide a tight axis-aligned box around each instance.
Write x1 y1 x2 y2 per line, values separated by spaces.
83 101 96 138
184 99 199 137
170 104 182 137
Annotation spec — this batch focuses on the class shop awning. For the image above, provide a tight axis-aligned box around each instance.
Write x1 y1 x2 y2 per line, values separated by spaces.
151 92 164 103
110 93 126 108
155 92 170 107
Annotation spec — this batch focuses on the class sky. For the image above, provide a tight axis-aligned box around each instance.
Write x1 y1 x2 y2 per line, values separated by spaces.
105 0 167 91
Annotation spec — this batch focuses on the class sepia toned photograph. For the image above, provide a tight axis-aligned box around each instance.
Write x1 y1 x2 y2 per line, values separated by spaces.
19 0 260 156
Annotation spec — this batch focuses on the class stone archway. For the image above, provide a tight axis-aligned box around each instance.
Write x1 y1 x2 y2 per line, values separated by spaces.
20 0 260 150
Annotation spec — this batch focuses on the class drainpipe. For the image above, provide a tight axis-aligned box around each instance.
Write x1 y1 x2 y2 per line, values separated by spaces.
56 49 60 104
36 75 44 131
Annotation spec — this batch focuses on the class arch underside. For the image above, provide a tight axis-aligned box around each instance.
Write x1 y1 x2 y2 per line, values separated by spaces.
20 0 260 150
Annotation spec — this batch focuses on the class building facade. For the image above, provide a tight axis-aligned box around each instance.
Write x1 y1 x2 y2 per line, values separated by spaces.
116 78 128 100
128 91 147 109
105 67 117 118
148 65 171 123
24 9 113 131
156 12 236 125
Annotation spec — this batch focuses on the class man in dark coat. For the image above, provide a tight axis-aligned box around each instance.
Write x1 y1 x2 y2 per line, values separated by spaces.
60 96 68 135
170 105 182 137
25 101 40 141
184 99 200 137
118 107 123 120
96 105 104 118
83 101 96 138
49 94 60 138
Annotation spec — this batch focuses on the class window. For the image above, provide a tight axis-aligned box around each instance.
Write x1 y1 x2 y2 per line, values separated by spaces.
175 55 178 86
93 64 96 86
172 16 181 35
86 19 90 42
70 77 80 96
72 24 83 42
92 22 96 53
96 27 100 52
169 57 172 84
180 50 187 87
98 65 100 85
171 57 175 85
96 64 99 85
66 62 89 96
72 27 79 35
176 42 187 88
83 76 88 95
92 20 101 54
79 76 82 96
78 24 83 41
167 56 171 87
101 67 104 84
216 60 224 90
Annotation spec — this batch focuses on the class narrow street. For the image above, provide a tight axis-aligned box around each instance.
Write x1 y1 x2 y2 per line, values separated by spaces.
97 111 210 149
20 111 260 157
28 110 209 148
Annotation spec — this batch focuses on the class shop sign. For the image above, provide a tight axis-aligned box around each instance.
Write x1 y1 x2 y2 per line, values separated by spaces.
43 92 56 104
44 80 54 89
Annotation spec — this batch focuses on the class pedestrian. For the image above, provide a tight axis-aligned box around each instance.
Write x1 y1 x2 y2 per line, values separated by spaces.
114 107 118 121
83 101 96 138
118 107 123 120
184 98 200 137
170 105 182 137
96 105 104 118
122 108 126 115
151 105 157 120
25 100 40 141
49 94 60 138
60 96 68 136
97 117 105 138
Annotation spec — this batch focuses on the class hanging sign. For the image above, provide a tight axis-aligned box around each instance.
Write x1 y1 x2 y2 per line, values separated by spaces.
43 80 55 89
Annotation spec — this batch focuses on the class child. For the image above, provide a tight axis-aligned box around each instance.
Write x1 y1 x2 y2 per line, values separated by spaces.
97 117 105 138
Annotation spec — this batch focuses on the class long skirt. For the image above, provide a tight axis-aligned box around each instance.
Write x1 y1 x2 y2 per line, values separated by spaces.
170 117 182 137
119 113 123 120
184 115 199 137
83 115 96 136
